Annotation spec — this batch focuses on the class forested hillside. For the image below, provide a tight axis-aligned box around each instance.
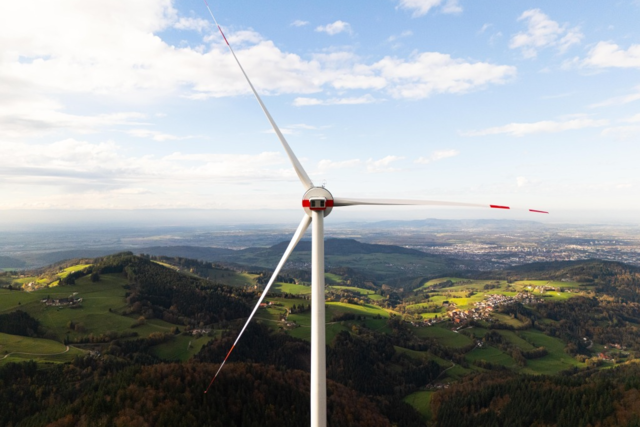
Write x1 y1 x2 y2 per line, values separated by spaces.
2 253 640 426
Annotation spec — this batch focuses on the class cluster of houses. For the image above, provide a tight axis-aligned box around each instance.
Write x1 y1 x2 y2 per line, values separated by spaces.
435 292 543 325
41 295 82 307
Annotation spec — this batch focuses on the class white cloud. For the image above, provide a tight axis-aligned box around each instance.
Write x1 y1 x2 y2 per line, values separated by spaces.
0 93 146 138
415 149 460 164
0 139 292 183
582 42 640 69
510 9 583 58
478 23 492 34
397 0 462 17
371 53 516 99
463 118 609 137
0 1 517 143
316 159 361 171
174 17 209 32
291 20 309 27
315 21 352 35
293 95 377 106
263 123 322 135
590 86 640 108
623 113 640 123
0 138 304 208
366 155 404 173
127 129 197 142
387 30 414 43
601 126 640 140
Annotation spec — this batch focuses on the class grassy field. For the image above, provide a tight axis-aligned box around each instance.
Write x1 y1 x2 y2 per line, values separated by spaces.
272 282 312 295
403 391 433 420
1 274 176 342
491 313 529 328
326 302 392 318
0 332 84 365
514 280 586 289
466 345 517 368
445 364 475 380
283 301 393 342
394 346 453 368
412 325 473 349
150 334 214 361
286 321 348 343
519 330 585 374
463 326 489 338
497 330 536 351
324 273 343 284
57 264 92 278
329 286 384 301
211 269 258 287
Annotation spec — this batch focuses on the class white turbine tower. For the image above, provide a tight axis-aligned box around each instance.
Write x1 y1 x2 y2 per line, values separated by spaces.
203 5 548 426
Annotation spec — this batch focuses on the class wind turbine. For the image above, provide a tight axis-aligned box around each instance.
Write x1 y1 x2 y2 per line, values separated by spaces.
202 4 548 426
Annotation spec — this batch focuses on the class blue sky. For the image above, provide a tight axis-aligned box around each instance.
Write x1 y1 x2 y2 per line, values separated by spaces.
1 0 639 225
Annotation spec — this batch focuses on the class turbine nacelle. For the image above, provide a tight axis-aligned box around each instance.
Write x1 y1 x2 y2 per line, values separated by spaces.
302 187 334 217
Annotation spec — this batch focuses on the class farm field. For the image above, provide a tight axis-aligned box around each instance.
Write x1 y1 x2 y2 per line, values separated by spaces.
151 334 215 361
210 269 258 287
519 330 586 375
394 346 453 368
272 282 311 295
1 274 177 342
403 390 433 420
0 332 84 365
466 345 517 368
324 272 343 284
412 325 473 348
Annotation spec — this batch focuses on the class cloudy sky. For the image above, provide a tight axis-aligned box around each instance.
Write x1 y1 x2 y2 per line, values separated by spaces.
1 0 639 225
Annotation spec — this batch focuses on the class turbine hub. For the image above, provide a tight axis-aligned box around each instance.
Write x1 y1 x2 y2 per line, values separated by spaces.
302 187 334 217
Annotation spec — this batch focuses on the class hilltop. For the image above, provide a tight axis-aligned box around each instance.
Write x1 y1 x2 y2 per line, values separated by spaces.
139 238 460 281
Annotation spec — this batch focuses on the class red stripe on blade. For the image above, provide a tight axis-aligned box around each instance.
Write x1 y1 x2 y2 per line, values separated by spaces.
529 209 549 214
218 26 229 45
490 205 510 210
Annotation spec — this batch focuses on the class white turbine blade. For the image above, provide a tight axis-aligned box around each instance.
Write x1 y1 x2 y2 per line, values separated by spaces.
333 197 486 208
333 197 549 213
205 214 311 393
203 2 313 190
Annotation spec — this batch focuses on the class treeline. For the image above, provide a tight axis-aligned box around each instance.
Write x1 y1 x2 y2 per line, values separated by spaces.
0 310 40 337
432 364 640 427
196 322 432 425
0 357 409 427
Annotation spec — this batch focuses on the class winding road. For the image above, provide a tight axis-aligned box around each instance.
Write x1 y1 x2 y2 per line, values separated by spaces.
2 345 70 360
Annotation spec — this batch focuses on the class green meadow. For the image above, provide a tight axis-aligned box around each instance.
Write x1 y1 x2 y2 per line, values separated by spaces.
412 325 473 348
1 273 177 344
465 345 517 368
403 391 433 420
394 346 453 368
519 330 586 374
272 282 311 295
0 332 84 365
150 334 215 361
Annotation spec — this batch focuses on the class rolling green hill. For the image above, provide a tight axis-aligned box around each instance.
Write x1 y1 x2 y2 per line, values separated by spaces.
3 254 640 427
